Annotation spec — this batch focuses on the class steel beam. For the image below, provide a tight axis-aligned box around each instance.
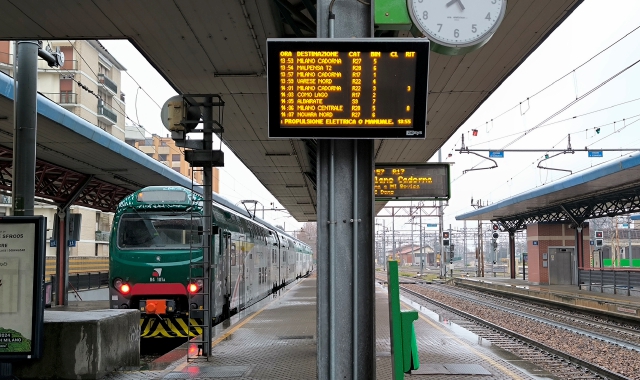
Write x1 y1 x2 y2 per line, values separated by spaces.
317 1 373 378
0 146 131 212
12 41 38 216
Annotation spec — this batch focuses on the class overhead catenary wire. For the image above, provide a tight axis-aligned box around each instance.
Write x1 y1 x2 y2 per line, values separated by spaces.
467 23 640 134
463 97 640 149
502 57 640 149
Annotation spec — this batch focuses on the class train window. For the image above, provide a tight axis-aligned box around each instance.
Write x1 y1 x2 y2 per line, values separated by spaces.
272 249 276 264
117 212 202 250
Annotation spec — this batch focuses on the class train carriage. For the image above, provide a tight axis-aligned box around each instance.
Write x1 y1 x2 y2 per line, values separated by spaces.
109 186 313 338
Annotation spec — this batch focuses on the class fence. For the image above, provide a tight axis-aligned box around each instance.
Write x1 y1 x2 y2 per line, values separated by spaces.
579 268 640 296
50 272 110 299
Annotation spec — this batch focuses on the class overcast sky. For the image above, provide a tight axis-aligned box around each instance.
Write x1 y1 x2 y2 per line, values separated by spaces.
100 0 640 236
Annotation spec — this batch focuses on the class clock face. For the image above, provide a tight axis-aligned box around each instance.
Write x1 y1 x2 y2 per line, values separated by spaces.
408 0 507 48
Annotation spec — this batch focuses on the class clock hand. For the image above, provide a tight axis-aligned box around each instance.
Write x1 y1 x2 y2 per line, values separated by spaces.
445 0 465 10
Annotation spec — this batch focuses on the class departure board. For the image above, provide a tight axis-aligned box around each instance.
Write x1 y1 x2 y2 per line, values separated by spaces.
267 39 429 139
374 163 450 200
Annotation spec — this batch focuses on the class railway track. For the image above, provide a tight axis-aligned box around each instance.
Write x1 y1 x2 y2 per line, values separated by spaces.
376 273 637 379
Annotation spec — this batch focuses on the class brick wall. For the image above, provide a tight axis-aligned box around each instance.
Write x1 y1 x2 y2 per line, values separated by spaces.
526 223 590 284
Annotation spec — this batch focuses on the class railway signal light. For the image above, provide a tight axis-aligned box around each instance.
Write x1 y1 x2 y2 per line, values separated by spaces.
595 231 603 238
595 231 603 247
492 223 499 231
472 129 478 136
492 232 499 239
442 231 450 246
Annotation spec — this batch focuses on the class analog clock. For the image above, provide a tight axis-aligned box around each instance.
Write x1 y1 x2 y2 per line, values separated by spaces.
408 0 507 55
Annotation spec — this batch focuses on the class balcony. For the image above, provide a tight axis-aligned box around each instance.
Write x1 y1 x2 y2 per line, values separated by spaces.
97 103 117 124
41 92 77 105
98 73 118 95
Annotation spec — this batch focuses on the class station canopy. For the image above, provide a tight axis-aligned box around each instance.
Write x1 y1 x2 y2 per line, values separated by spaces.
456 153 640 231
0 0 582 221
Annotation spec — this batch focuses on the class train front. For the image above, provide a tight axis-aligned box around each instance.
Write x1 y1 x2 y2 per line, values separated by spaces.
109 187 205 338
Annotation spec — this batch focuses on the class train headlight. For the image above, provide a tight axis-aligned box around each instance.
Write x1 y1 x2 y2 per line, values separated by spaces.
120 283 131 295
188 283 199 294
113 278 131 295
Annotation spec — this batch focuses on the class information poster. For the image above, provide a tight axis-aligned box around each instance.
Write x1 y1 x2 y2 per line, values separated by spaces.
0 217 45 360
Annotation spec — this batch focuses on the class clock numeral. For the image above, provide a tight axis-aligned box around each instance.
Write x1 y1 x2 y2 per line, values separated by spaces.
454 29 459 38
472 24 477 33
437 23 442 32
485 12 491 21
422 11 428 20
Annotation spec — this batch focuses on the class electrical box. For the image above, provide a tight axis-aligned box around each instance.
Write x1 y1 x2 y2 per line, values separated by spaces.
374 0 413 30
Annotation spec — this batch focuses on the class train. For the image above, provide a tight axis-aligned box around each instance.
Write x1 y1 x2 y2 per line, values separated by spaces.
109 186 314 338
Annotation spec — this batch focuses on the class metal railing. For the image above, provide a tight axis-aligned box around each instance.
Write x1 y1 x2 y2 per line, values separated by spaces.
50 272 109 294
579 268 640 296
97 103 117 123
98 73 118 94
41 92 77 104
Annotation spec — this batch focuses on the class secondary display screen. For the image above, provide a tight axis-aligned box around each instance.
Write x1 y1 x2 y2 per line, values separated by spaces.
267 39 429 139
374 163 450 200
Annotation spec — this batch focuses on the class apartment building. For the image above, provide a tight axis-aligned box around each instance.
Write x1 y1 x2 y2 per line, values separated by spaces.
0 40 123 257
0 40 127 139
125 129 220 192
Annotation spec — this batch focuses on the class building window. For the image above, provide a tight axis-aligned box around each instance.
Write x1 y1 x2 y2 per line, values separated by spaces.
144 138 153 146
172 154 181 162
173 167 180 172
98 63 108 75
146 153 154 157
158 154 167 161
160 141 168 147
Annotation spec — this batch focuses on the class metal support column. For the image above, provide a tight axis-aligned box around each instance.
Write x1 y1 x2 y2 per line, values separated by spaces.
317 139 374 380
54 210 70 306
575 225 584 284
12 40 38 216
509 229 516 279
54 174 93 306
201 96 213 358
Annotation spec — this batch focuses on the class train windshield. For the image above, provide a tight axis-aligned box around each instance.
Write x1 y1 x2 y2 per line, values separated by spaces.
117 212 202 250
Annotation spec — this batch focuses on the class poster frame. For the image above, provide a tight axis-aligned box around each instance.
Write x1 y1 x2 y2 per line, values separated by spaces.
0 216 46 360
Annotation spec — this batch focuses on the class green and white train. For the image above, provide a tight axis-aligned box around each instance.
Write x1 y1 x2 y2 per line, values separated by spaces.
109 186 313 338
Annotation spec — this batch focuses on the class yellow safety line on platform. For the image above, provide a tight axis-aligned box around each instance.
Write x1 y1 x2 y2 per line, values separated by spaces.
403 301 526 380
172 280 303 373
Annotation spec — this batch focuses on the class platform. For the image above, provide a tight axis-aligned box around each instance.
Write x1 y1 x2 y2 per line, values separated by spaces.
104 274 558 379
454 276 640 322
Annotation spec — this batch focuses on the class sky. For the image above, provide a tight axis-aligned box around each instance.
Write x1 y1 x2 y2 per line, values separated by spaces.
100 0 640 238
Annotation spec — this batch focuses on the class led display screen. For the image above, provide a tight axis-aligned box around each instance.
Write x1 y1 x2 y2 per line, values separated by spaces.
374 163 450 200
267 38 429 139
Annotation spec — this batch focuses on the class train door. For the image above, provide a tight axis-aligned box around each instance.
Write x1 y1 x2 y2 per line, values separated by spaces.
245 235 255 304
229 235 241 312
